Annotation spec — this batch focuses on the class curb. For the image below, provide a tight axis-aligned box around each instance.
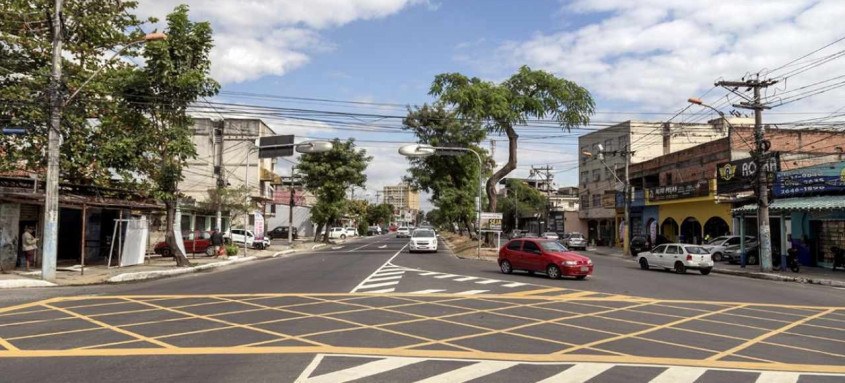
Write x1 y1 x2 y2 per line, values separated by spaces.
107 256 258 283
711 267 845 287
0 279 57 289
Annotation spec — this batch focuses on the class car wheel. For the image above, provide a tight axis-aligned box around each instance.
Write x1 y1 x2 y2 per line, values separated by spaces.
500 260 513 274
205 247 215 256
674 261 686 274
161 248 172 257
700 267 712 275
712 252 722 262
340 234 346 240
547 264 561 279
747 254 759 265
575 275 587 280
639 258 649 270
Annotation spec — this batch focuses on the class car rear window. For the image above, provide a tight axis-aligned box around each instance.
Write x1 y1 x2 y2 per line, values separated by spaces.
685 246 709 254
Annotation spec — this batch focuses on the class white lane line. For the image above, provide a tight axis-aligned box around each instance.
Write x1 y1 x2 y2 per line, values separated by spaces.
415 361 517 383
755 372 800 383
361 288 395 293
502 282 528 288
365 275 404 283
409 289 446 294
299 357 424 383
293 354 325 383
331 246 344 250
434 274 459 279
536 363 613 383
371 271 406 277
349 244 409 293
456 290 488 295
357 281 401 290
649 367 707 383
419 272 441 276
475 279 502 284
454 276 478 282
378 245 387 248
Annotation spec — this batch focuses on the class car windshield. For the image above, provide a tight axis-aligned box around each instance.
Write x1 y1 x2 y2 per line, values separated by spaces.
685 246 710 254
569 234 584 239
706 237 728 245
412 230 435 238
540 241 568 252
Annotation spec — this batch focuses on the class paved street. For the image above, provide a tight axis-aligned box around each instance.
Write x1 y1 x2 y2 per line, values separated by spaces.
0 234 843 382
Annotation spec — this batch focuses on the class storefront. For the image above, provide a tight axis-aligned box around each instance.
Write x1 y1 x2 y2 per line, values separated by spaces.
647 180 732 244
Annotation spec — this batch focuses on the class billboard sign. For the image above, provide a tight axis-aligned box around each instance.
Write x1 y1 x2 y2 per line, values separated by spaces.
647 180 710 202
717 153 780 194
258 135 294 158
774 161 845 197
480 212 503 231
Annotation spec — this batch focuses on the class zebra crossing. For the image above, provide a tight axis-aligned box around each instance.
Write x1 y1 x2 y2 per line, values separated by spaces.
350 263 410 293
295 354 844 383
351 261 542 294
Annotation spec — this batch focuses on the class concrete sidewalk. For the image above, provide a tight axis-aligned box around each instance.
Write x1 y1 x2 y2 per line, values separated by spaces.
0 241 327 288
588 245 845 288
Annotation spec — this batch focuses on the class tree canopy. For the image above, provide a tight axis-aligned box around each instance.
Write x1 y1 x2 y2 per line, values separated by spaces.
497 179 547 232
429 66 594 211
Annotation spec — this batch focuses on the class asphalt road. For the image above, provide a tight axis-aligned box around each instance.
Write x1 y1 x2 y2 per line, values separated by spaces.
0 234 843 382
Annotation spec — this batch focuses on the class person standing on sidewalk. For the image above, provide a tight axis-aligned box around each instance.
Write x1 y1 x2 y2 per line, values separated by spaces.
210 228 225 258
22 226 38 271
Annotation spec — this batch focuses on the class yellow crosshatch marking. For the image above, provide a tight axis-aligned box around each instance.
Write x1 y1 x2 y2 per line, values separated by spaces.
0 293 842 374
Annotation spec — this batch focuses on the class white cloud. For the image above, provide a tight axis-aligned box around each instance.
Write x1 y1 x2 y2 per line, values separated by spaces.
137 0 427 83
491 0 845 118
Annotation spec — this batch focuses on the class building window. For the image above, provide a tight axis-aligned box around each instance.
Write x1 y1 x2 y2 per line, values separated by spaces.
581 194 589 208
618 136 626 150
604 139 613 152
592 169 601 182
605 167 611 179
592 194 601 207
568 201 575 208
580 171 588 185
666 173 673 185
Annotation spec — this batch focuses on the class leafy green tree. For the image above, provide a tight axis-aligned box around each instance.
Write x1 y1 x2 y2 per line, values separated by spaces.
297 138 371 242
430 66 595 211
402 104 488 235
366 203 393 226
112 5 219 266
0 0 149 183
497 179 547 232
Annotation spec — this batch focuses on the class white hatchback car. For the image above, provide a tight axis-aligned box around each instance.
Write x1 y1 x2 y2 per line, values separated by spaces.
636 243 714 275
396 227 411 238
409 229 438 253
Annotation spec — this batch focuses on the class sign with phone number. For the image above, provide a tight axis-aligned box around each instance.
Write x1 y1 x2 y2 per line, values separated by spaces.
480 212 503 231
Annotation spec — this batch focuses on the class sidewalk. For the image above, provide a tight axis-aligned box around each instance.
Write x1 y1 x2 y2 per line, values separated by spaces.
0 240 328 288
587 245 845 288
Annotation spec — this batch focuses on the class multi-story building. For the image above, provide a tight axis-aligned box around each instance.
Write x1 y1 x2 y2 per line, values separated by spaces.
177 118 278 234
383 182 420 225
578 120 729 246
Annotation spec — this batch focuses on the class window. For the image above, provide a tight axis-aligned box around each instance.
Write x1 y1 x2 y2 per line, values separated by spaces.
581 194 589 208
200 232 211 240
568 201 575 208
604 139 613 152
666 173 673 185
726 237 741 245
685 246 709 254
580 171 588 185
592 194 601 207
506 240 523 251
666 245 680 254
523 241 541 254
652 245 667 253
592 169 601 182
605 167 611 179
618 136 626 150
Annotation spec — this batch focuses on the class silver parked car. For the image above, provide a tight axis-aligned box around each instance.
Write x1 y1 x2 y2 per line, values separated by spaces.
562 232 587 250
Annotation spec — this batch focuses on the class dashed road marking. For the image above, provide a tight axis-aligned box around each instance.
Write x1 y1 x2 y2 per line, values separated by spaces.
410 289 446 294
455 290 489 295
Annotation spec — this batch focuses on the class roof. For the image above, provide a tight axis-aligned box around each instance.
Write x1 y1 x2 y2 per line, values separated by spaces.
732 195 845 213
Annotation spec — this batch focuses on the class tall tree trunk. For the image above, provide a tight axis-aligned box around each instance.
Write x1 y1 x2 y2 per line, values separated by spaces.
314 223 324 242
486 126 518 212
164 200 191 267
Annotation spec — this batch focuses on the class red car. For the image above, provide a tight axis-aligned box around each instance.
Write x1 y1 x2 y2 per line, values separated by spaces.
498 238 593 280
154 231 215 257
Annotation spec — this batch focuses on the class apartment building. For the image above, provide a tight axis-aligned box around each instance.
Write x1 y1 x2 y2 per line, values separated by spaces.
383 182 420 225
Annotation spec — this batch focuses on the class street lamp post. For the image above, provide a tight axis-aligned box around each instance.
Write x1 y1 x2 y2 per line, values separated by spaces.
399 144 484 258
42 26 166 281
583 144 632 255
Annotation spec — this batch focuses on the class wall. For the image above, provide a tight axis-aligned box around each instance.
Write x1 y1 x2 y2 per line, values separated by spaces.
0 203 20 270
657 200 732 241
267 205 316 237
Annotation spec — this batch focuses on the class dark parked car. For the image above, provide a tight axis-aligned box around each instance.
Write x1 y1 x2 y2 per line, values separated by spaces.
630 236 648 256
724 242 780 265
266 226 298 240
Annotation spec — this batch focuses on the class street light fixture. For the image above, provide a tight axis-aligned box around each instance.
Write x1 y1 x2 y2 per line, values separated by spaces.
42 30 167 282
398 144 484 258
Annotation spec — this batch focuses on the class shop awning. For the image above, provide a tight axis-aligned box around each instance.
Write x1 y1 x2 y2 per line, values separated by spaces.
732 195 845 213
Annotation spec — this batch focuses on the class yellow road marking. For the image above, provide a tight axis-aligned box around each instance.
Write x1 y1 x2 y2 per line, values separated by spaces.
41 303 176 349
0 336 18 351
553 291 601 299
760 340 845 359
504 287 567 297
707 308 838 361
554 304 748 355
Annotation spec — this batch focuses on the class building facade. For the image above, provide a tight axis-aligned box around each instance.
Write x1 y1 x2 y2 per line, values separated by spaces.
579 120 729 246
383 182 420 225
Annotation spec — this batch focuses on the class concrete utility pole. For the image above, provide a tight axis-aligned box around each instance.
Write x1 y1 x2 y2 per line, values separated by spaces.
374 191 382 205
42 0 64 282
214 120 225 231
531 165 554 233
716 76 778 272
288 165 296 244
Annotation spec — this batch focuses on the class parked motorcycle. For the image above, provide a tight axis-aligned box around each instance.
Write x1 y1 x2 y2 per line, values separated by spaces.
774 248 800 272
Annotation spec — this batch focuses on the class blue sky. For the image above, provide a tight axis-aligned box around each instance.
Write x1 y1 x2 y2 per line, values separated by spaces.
138 0 845 210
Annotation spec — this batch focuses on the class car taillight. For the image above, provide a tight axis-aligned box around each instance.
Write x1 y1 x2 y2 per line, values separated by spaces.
686 255 693 261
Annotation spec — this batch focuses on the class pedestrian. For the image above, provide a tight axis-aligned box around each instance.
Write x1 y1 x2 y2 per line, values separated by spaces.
211 228 225 258
22 226 38 271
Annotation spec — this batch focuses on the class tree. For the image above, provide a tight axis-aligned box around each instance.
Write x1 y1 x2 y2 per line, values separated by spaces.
497 179 547 232
402 104 488 235
112 5 219 266
297 138 371 242
0 0 149 184
366 203 393 226
198 186 251 228
429 66 595 211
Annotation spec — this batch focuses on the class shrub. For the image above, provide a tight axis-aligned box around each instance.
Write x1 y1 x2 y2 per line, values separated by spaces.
225 244 239 256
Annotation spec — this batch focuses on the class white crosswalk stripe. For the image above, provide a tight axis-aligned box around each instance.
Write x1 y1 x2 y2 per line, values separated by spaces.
475 279 502 284
454 276 478 282
357 281 402 289
502 282 528 287
649 366 706 383
298 357 424 383
410 289 446 294
537 363 613 383
755 372 800 383
455 290 489 295
415 361 516 383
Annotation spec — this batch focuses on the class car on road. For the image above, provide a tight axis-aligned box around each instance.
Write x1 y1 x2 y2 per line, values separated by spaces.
367 226 382 236
227 229 270 249
266 226 298 240
701 235 755 262
396 226 411 238
344 227 359 237
326 227 348 240
561 232 587 250
498 238 593 280
154 230 216 257
542 232 560 240
409 229 438 253
636 243 714 275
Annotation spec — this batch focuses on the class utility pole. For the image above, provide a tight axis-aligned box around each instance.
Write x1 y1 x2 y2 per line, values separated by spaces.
375 191 382 204
716 76 778 272
214 120 225 231
531 165 554 233
42 0 64 282
288 165 296 244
